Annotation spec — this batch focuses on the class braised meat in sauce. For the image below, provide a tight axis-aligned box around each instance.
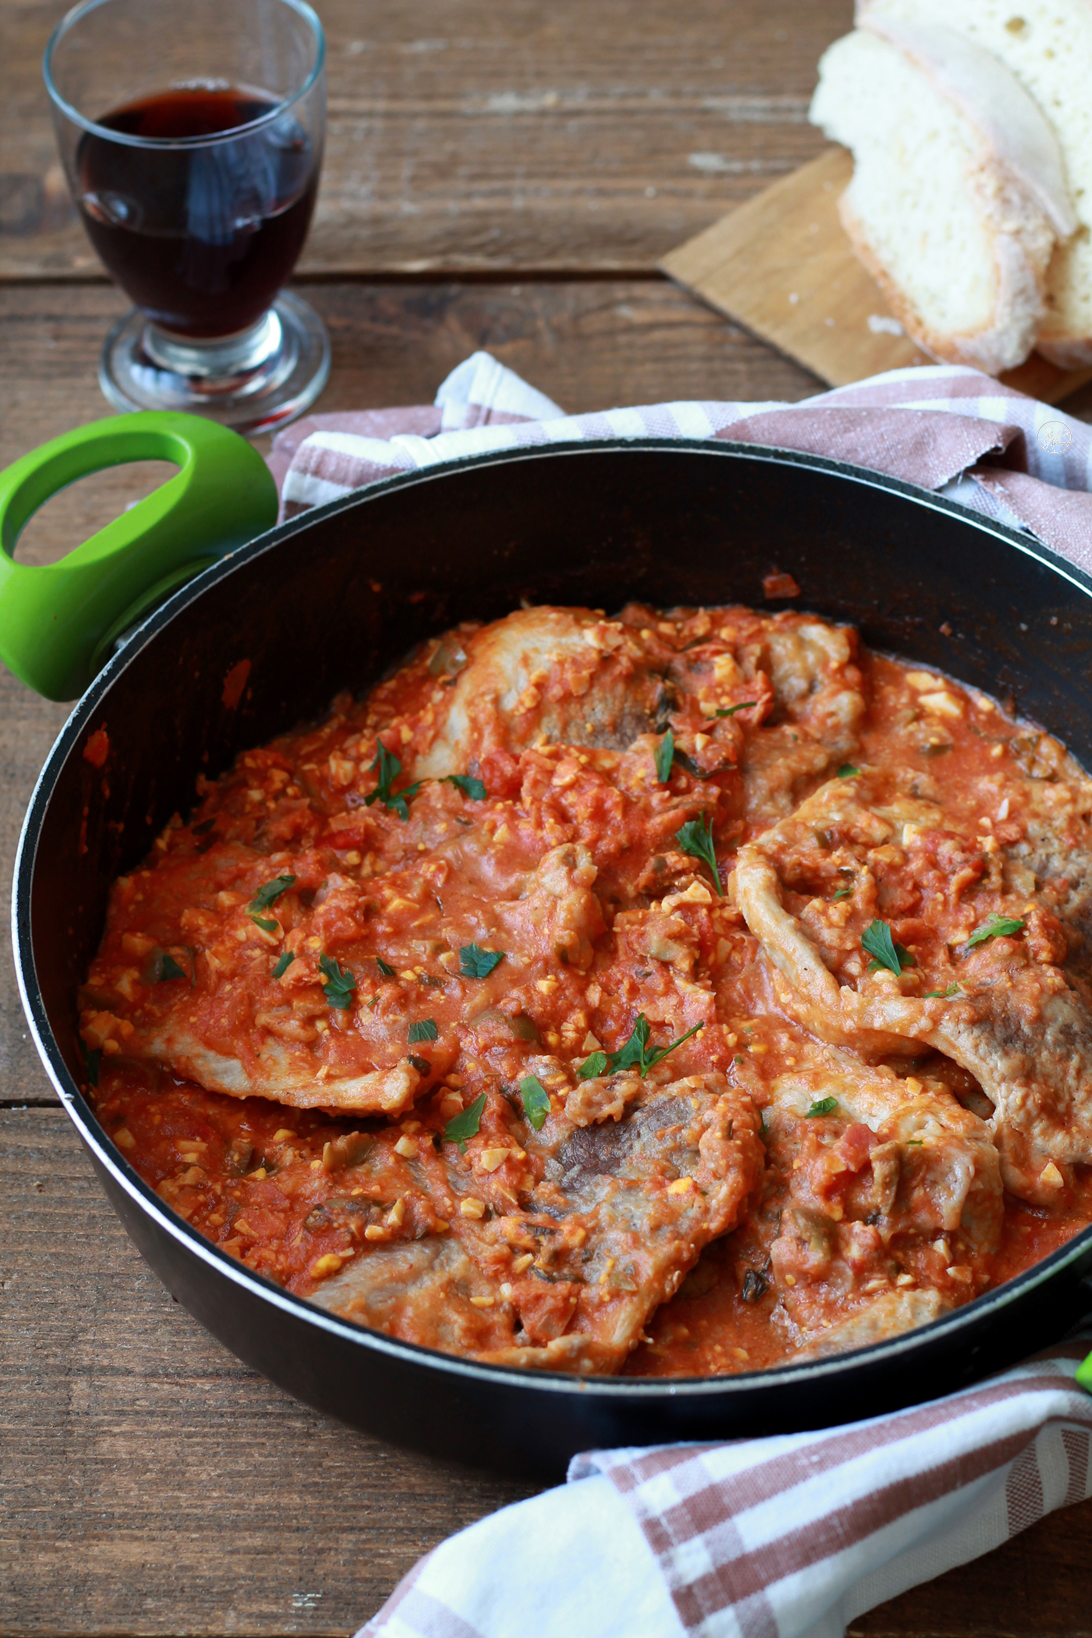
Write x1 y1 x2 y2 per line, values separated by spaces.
81 603 1092 1376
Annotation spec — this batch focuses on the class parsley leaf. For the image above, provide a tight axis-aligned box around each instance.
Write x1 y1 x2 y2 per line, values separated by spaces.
832 887 852 901
407 1053 432 1074
151 951 187 982
376 956 396 977
459 943 504 978
364 741 421 821
837 764 860 779
249 914 279 933
318 953 356 1009
576 1014 704 1080
250 874 296 912
272 951 295 979
443 774 487 801
806 1097 838 1117
965 913 1025 948
715 701 758 717
445 1091 487 1153
654 729 675 784
408 1018 438 1043
925 983 961 999
675 813 722 895
861 919 913 976
519 1075 551 1131
579 1049 610 1079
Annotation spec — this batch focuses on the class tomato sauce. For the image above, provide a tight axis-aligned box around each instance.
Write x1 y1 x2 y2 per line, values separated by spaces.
82 604 1092 1375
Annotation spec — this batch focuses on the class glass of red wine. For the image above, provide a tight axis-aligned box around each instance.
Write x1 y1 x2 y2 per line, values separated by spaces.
44 0 328 434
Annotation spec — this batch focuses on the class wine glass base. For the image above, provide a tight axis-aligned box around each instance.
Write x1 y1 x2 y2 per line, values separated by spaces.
98 291 331 437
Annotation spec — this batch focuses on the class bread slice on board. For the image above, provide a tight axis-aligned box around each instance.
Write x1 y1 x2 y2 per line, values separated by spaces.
809 22 1073 373
859 0 1092 367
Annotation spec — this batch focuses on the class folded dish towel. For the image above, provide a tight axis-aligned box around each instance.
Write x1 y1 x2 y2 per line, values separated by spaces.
268 351 1092 571
357 1339 1092 1638
270 356 1092 1635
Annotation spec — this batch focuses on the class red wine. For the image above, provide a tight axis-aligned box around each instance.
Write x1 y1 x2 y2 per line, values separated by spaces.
76 86 319 339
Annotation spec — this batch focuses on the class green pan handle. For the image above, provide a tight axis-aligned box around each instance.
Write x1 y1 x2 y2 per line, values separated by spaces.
0 411 278 701
1078 1347 1092 1394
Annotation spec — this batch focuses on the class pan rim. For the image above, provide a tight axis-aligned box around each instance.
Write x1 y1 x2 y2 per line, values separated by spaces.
14 435 1092 1401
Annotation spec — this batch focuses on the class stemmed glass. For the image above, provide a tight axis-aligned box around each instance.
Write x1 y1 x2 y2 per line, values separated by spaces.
44 0 329 435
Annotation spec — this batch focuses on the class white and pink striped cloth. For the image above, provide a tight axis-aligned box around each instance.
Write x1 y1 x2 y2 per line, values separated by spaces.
268 351 1092 572
270 355 1092 1635
359 1340 1092 1638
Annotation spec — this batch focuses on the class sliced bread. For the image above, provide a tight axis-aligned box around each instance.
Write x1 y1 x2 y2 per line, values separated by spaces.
809 24 1070 372
859 0 1092 366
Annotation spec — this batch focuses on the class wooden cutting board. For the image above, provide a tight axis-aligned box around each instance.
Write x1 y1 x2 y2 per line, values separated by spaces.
662 147 1092 404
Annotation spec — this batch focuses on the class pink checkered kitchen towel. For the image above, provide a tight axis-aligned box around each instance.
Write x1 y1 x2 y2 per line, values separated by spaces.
269 351 1092 570
271 357 1092 1635
356 1341 1092 1638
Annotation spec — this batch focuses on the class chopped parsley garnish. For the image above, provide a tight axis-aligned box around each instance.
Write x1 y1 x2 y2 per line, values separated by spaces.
272 951 295 979
407 1054 431 1074
654 729 675 784
459 943 504 978
445 1091 487 1153
716 701 758 717
519 1075 551 1131
832 887 852 901
376 956 396 977
965 913 1025 948
85 1048 100 1087
249 874 296 912
250 914 279 933
318 953 356 1009
806 1097 838 1118
675 813 721 895
837 764 860 779
577 1013 704 1081
862 919 914 976
925 983 961 999
442 774 487 800
364 741 421 821
151 951 187 982
408 1018 438 1043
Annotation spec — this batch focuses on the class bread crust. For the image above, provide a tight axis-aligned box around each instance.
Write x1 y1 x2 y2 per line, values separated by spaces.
813 24 1060 373
857 0 1092 364
837 188 1044 373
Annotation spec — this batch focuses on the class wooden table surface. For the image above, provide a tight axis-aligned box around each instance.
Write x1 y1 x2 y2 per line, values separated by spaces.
3 2 1092 1632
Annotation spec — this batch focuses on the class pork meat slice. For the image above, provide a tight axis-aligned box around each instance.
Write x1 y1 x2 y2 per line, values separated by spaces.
309 1070 765 1373
82 839 606 1118
769 1060 1003 1254
411 607 665 777
734 767 1092 1203
795 1289 949 1357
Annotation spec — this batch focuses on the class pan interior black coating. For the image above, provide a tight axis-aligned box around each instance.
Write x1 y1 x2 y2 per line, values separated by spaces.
17 441 1092 1474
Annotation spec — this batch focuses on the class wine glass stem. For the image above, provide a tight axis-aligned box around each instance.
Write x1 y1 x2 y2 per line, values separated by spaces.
141 311 283 380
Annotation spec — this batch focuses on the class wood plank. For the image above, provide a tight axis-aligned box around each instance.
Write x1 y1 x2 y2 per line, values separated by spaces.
0 275 823 478
2 1105 1091 1635
0 1107 541 1633
1 0 853 278
662 147 1092 404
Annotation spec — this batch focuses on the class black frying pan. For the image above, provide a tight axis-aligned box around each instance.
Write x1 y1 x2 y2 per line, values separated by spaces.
9 433 1092 1478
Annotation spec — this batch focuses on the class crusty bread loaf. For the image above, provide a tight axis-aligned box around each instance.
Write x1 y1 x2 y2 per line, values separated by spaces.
859 0 1092 366
810 24 1069 372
